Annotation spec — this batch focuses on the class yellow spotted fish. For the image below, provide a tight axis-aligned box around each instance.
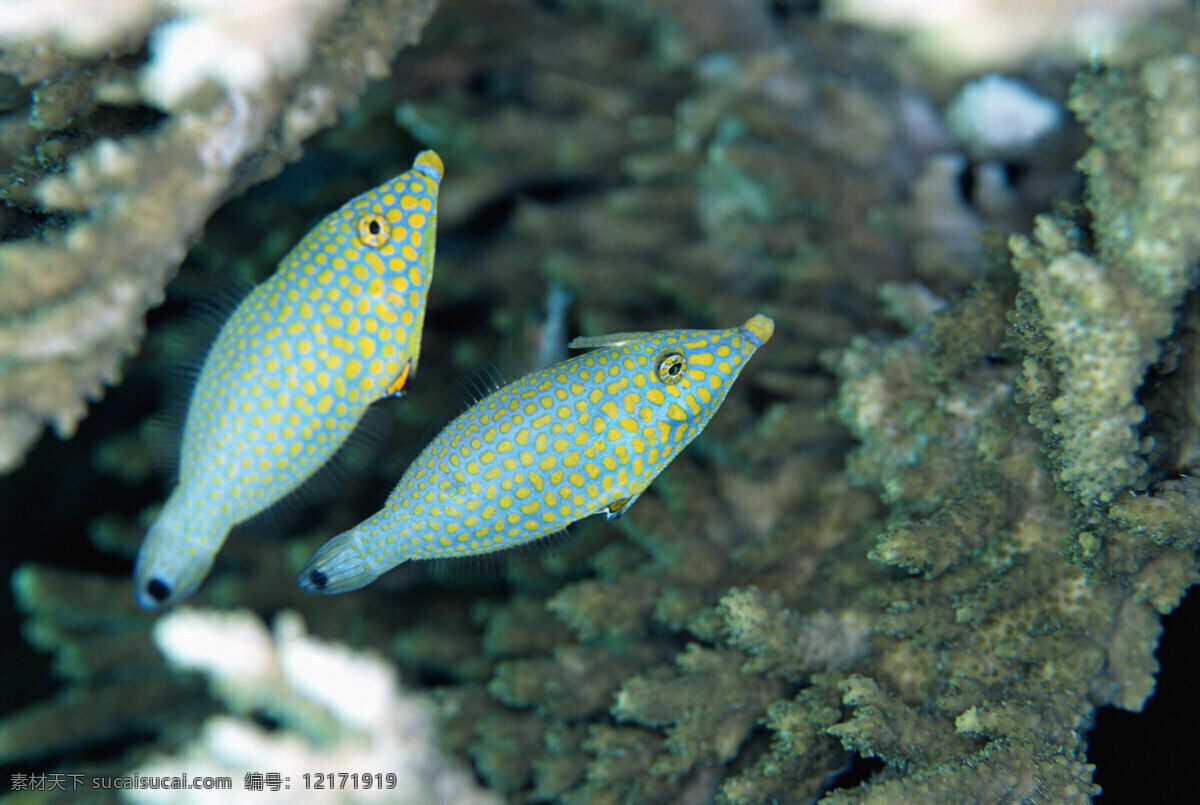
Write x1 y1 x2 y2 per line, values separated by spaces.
135 151 444 609
298 314 774 594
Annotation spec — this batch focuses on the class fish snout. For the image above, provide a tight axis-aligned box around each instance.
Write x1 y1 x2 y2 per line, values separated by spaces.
742 314 774 347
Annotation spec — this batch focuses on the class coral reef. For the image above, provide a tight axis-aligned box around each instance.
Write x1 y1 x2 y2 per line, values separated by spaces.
128 607 499 804
0 566 199 765
2 1 1200 804
830 277 1167 802
827 0 1188 71
821 32 1200 804
1011 57 1200 506
0 0 439 473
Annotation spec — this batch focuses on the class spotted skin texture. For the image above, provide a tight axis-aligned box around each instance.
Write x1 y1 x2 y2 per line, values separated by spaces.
134 151 444 610
299 315 775 595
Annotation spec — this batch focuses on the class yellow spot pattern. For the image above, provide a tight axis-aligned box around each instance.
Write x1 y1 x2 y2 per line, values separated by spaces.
136 150 443 609
298 315 773 595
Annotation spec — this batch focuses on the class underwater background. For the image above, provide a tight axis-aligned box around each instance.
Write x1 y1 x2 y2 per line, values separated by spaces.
2 0 1200 802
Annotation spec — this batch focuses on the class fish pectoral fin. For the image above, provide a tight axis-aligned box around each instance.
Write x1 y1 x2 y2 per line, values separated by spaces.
604 494 639 521
387 359 412 397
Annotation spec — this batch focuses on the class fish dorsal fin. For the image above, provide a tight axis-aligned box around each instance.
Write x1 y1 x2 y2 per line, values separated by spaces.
446 358 528 413
568 330 655 350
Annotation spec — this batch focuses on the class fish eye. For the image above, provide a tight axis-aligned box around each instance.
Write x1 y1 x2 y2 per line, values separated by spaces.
655 351 686 384
356 214 390 248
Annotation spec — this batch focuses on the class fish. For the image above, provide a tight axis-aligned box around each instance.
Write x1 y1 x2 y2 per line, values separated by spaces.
134 150 444 609
297 314 774 595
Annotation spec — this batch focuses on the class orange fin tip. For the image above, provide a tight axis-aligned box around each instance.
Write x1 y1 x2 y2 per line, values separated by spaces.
387 360 412 397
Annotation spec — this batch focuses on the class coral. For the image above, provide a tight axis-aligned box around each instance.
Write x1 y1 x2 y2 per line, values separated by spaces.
718 586 872 679
0 566 204 765
125 607 499 805
816 38 1200 799
826 0 1189 71
1011 55 1200 506
0 0 439 473
945 74 1063 160
827 271 1163 801
3 1 1200 804
611 644 789 778
400 5 1200 800
0 524 405 786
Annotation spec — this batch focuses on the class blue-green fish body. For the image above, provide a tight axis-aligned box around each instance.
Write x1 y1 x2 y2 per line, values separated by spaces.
135 151 444 609
298 314 774 594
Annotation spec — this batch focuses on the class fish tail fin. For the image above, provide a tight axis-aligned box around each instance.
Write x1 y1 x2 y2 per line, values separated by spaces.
134 504 223 610
297 529 402 595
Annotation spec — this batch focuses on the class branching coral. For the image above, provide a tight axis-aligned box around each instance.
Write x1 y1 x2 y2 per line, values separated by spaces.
407 6 1200 801
821 37 1200 799
826 0 1188 71
127 607 499 805
3 1 1200 804
829 268 1187 801
0 565 208 764
0 0 439 473
1011 55 1200 506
